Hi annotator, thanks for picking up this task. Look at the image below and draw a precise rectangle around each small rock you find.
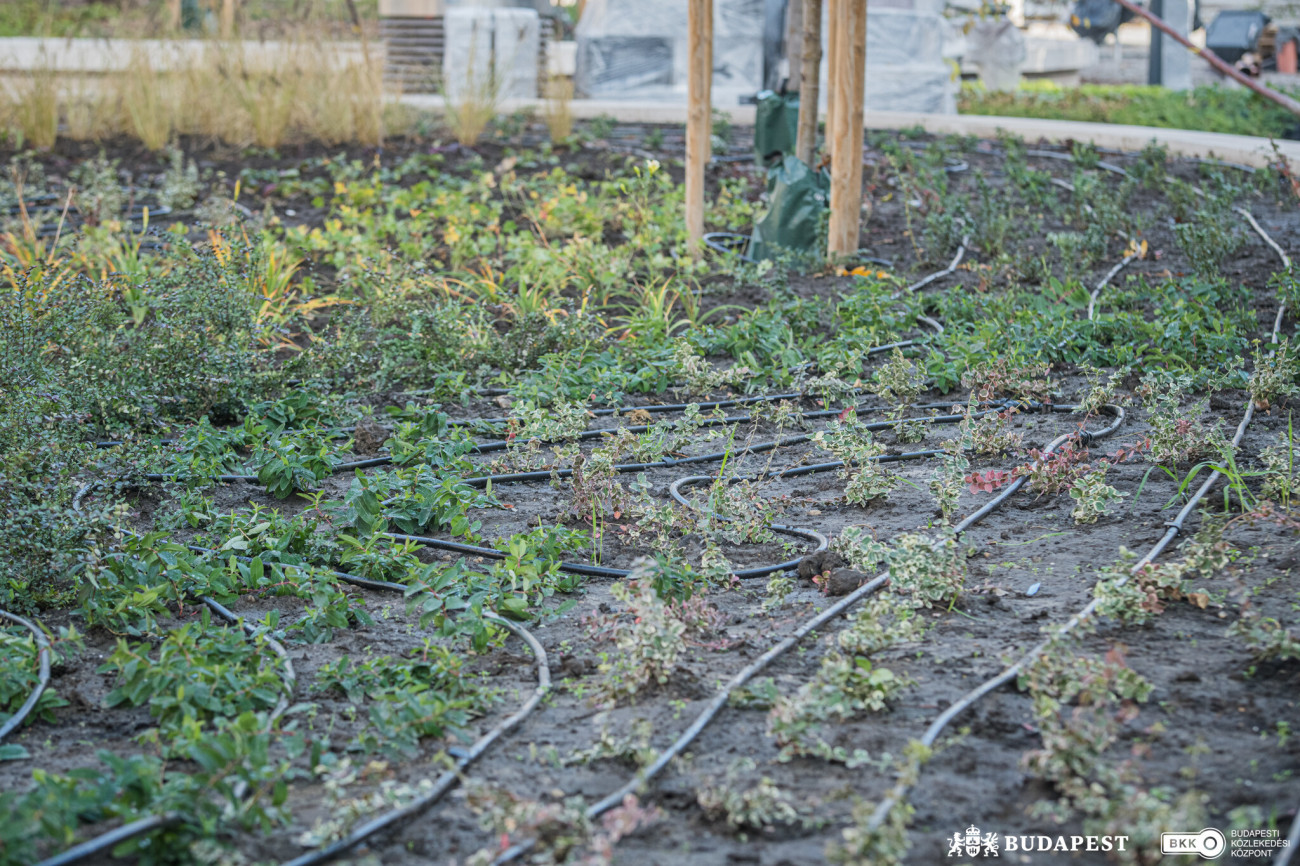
[797,550,846,582]
[353,417,390,455]
[821,568,869,596]
[559,656,592,678]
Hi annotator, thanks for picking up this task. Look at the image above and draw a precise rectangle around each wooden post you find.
[824,0,838,160]
[827,0,865,258]
[685,0,713,253]
[785,0,804,92]
[220,0,237,37]
[794,0,821,164]
[166,0,181,32]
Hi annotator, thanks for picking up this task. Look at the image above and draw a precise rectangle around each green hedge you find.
[959,81,1300,139]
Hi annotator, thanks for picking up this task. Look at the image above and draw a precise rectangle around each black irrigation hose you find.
[133,394,999,484]
[35,814,186,866]
[92,364,919,451]
[335,392,957,470]
[1278,811,1300,866]
[1025,148,1131,178]
[32,572,298,866]
[701,232,893,268]
[103,397,1019,585]
[491,403,1126,865]
[1036,171,1139,321]
[49,490,549,866]
[53,401,1026,857]
[1023,155,1148,324]
[0,609,53,743]
[897,234,968,296]
[860,206,1293,837]
[280,401,1026,581]
[278,612,550,866]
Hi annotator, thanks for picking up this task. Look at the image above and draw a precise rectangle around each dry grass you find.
[543,75,574,142]
[11,67,60,150]
[0,38,391,151]
[302,50,387,147]
[121,52,177,150]
[442,37,502,147]
[62,81,118,141]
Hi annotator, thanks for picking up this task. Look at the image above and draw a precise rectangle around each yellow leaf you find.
[1126,238,1149,260]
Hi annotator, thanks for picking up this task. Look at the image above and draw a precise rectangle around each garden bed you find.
[1,120,1298,866]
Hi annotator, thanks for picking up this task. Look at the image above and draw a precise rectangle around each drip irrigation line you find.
[387,523,829,581]
[1025,149,1131,178]
[33,573,298,866]
[700,232,892,268]
[57,405,1053,861]
[1236,207,1291,268]
[916,314,944,335]
[1029,162,1137,321]
[200,596,297,724]
[860,207,1292,838]
[451,401,1009,485]
[1277,810,1300,866]
[337,394,950,469]
[0,609,53,743]
[55,493,551,866]
[93,371,919,452]
[279,614,550,866]
[136,396,1010,493]
[105,401,1015,583]
[35,814,186,866]
[896,235,968,296]
[491,404,1126,866]
[490,572,892,866]
[353,402,1036,580]
[1088,246,1142,321]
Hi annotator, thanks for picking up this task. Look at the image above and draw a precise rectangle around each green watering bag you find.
[753,90,800,166]
[748,155,829,263]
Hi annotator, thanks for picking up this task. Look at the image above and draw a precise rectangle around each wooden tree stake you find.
[824,0,839,160]
[794,0,822,164]
[827,0,865,259]
[221,0,237,38]
[786,0,804,92]
[685,0,713,253]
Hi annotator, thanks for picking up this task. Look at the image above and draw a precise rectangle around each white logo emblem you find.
[948,825,1000,858]
[1161,828,1227,859]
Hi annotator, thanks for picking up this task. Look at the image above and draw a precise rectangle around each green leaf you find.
[0,744,31,761]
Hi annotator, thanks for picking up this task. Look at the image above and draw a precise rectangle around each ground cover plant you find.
[0,116,1298,866]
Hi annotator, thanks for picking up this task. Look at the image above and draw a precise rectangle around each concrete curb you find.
[0,37,366,73]
[401,94,1300,168]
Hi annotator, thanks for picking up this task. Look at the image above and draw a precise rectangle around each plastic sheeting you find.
[862,0,955,113]
[575,0,764,100]
[575,0,955,113]
[965,19,1026,92]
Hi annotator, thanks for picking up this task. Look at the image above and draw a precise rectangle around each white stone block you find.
[443,7,539,100]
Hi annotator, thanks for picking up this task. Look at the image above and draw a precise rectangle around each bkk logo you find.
[947,825,1130,857]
